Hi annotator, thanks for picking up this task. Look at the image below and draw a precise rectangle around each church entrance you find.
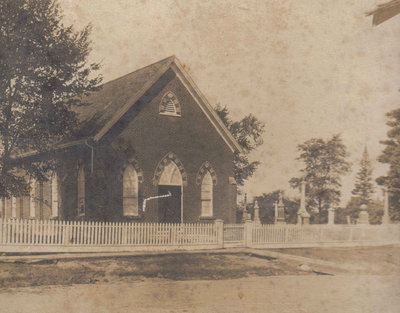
[158,185,181,223]
[157,161,183,223]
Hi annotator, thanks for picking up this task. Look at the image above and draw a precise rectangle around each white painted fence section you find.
[223,224,244,246]
[0,219,398,252]
[251,224,400,246]
[0,219,218,247]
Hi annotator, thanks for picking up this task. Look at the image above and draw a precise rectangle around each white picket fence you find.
[250,224,400,247]
[0,218,398,252]
[223,224,244,246]
[0,219,218,248]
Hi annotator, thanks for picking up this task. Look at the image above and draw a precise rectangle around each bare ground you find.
[0,275,399,313]
[0,252,320,290]
[0,247,399,312]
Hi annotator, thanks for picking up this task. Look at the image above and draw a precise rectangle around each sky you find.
[61,0,400,205]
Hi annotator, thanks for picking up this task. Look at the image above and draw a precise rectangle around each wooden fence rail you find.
[0,219,218,246]
[0,219,398,253]
[251,224,400,246]
[224,224,244,243]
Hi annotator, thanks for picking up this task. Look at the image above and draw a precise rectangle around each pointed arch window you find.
[77,165,85,217]
[123,164,139,216]
[29,179,36,218]
[159,92,181,116]
[201,171,213,217]
[51,173,58,217]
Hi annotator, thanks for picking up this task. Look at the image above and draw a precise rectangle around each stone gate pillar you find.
[328,207,335,225]
[253,201,261,225]
[215,219,224,248]
[244,220,253,247]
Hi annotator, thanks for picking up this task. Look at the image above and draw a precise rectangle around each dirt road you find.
[1,275,399,313]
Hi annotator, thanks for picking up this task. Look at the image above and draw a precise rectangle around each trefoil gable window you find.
[77,164,85,217]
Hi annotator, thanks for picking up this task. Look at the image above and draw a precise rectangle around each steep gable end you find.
[76,56,243,154]
[75,56,175,137]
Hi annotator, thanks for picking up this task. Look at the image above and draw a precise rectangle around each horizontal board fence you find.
[0,219,218,247]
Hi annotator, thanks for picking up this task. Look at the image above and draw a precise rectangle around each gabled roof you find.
[366,0,400,26]
[75,56,175,138]
[74,56,243,153]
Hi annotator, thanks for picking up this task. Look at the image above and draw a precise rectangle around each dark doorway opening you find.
[158,185,181,223]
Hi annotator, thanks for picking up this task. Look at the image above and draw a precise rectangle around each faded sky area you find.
[61,0,400,205]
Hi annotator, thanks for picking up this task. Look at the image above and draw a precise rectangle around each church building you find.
[1,56,241,224]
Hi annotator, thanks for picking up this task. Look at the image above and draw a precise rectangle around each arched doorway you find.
[158,160,183,223]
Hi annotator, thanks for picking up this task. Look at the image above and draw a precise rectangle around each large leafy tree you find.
[215,104,265,186]
[377,108,400,221]
[351,146,375,205]
[0,0,101,197]
[289,134,351,222]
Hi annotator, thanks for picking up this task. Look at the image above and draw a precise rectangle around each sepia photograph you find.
[0,0,399,312]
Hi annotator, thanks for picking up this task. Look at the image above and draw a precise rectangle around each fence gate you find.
[223,224,245,247]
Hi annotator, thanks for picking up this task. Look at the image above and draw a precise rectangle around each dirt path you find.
[0,275,399,313]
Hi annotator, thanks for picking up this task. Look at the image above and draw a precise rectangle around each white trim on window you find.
[29,179,36,218]
[51,173,58,218]
[77,165,85,217]
[123,164,139,216]
[201,171,213,217]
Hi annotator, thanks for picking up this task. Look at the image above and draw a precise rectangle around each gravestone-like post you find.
[382,187,390,225]
[276,192,286,224]
[241,193,251,222]
[253,201,261,225]
[328,207,335,225]
[358,204,370,225]
[274,201,278,223]
[297,181,310,224]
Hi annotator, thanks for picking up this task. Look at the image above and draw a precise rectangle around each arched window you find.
[201,171,213,217]
[123,164,139,216]
[77,165,85,217]
[51,173,58,217]
[29,179,36,218]
[159,161,183,186]
[159,92,181,116]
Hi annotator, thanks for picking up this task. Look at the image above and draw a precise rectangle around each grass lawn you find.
[0,252,316,290]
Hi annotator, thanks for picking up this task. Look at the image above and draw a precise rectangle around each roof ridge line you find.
[98,55,176,87]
